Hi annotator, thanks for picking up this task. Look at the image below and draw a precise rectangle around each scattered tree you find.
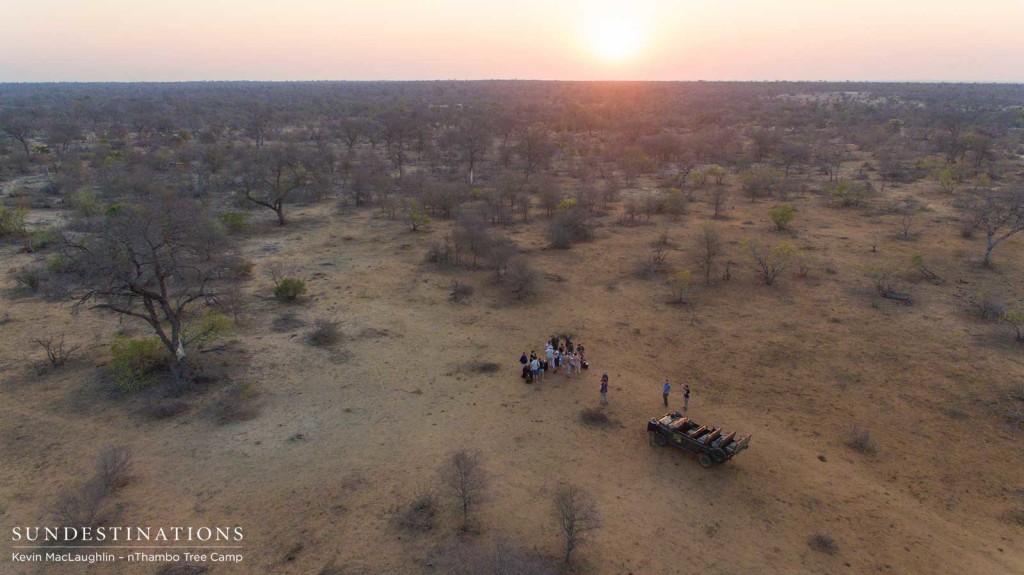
[439,449,488,531]
[64,196,239,384]
[768,203,796,231]
[695,225,722,286]
[747,240,796,286]
[962,187,1024,267]
[552,482,601,564]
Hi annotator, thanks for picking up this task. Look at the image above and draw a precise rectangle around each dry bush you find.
[963,291,1005,321]
[993,385,1024,430]
[427,236,455,268]
[547,207,591,249]
[449,280,474,303]
[308,318,342,347]
[392,490,439,532]
[808,532,839,555]
[846,426,878,454]
[443,536,555,575]
[53,479,110,534]
[211,382,261,425]
[142,399,190,420]
[34,334,81,368]
[502,255,539,301]
[95,445,133,491]
[635,245,669,278]
[439,449,488,531]
[13,266,44,292]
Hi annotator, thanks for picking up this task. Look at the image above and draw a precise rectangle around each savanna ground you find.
[3,160,1024,575]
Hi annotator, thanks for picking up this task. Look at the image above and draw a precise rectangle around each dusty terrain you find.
[3,175,1024,575]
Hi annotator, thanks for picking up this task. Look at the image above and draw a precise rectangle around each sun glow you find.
[586,15,646,63]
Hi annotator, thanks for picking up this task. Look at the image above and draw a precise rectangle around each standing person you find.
[573,352,582,375]
[683,384,691,411]
[519,352,528,367]
[662,379,671,407]
[530,357,541,383]
[599,373,609,405]
[563,353,573,379]
[546,345,555,372]
[566,337,574,353]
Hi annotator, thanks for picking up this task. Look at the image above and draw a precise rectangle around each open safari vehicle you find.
[647,412,751,468]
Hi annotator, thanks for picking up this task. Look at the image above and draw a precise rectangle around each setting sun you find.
[586,15,646,62]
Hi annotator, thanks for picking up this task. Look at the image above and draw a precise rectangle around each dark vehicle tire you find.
[698,454,713,468]
[710,447,727,463]
[653,433,668,446]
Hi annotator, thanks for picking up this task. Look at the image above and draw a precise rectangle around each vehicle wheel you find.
[697,454,713,468]
[710,447,727,463]
[653,433,668,446]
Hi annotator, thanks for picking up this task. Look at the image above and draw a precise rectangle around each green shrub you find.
[29,228,60,250]
[768,203,796,231]
[274,278,307,301]
[218,211,252,234]
[47,254,74,274]
[108,336,167,392]
[405,200,431,231]
[226,257,254,278]
[184,311,232,346]
[0,205,28,238]
[826,180,868,208]
[68,188,105,218]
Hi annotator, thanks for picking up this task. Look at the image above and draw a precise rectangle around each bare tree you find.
[709,185,728,218]
[455,115,492,185]
[1,109,38,158]
[517,128,556,177]
[552,482,601,564]
[237,145,309,225]
[64,195,239,384]
[439,449,488,531]
[695,225,722,286]
[962,187,1024,267]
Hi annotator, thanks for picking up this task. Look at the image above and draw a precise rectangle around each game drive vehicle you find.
[647,412,751,468]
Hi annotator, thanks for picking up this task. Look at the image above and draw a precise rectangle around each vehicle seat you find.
[669,417,689,430]
[703,429,721,445]
[714,431,736,448]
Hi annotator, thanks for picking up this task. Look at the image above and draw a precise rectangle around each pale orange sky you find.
[2,0,1023,82]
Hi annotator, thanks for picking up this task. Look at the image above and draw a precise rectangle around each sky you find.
[2,0,1023,82]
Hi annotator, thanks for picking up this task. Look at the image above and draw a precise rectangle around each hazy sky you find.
[2,0,1023,82]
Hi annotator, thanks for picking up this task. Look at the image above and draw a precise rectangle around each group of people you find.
[519,335,588,384]
[516,335,692,412]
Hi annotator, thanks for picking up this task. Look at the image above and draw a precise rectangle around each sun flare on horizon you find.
[585,14,647,63]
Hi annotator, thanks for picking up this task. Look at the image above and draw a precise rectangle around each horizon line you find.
[2,79,1024,86]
